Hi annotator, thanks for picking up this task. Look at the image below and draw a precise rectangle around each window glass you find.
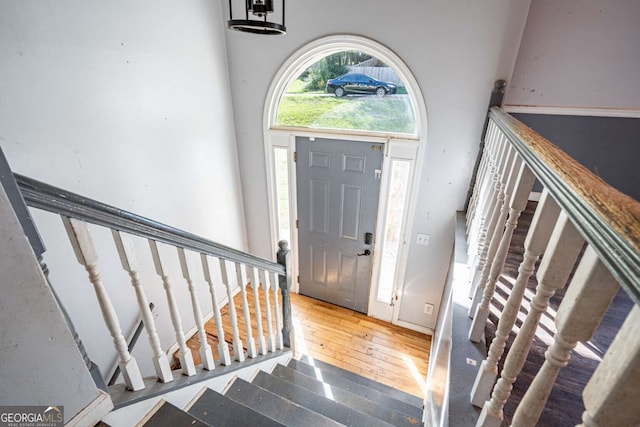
[276,51,417,135]
[273,147,291,244]
[377,160,411,303]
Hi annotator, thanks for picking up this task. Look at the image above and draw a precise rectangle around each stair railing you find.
[465,104,640,426]
[14,174,292,393]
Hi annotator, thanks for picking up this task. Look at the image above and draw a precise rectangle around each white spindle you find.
[260,269,277,352]
[468,134,505,260]
[270,271,284,349]
[469,159,535,341]
[476,212,584,427]
[235,262,257,358]
[468,138,504,302]
[467,121,497,230]
[177,247,215,371]
[579,305,640,427]
[219,259,244,362]
[471,190,560,407]
[468,121,499,234]
[148,239,196,376]
[247,265,267,355]
[469,143,515,317]
[511,246,620,426]
[201,255,231,366]
[112,230,173,383]
[62,218,144,391]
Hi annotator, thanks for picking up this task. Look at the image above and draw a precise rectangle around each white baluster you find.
[148,239,196,376]
[201,255,231,366]
[468,136,503,300]
[260,269,277,352]
[219,259,244,362]
[468,121,499,235]
[270,271,284,349]
[579,305,640,427]
[469,159,535,341]
[62,218,144,391]
[468,133,504,259]
[469,144,516,317]
[177,247,215,371]
[511,246,620,426]
[467,121,497,230]
[112,230,173,383]
[476,211,584,427]
[235,262,257,358]
[471,190,560,407]
[247,265,267,355]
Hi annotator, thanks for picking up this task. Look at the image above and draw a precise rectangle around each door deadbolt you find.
[364,232,373,245]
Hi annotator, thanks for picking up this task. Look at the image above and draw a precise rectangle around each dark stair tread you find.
[298,355,424,408]
[187,388,286,427]
[252,370,395,427]
[287,359,422,420]
[271,364,421,427]
[224,377,343,427]
[142,401,210,427]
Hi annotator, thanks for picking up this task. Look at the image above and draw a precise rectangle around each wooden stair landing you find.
[181,291,431,398]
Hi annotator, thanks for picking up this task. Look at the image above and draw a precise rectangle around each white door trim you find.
[262,34,428,327]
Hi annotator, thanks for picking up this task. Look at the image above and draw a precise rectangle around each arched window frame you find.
[263,35,428,326]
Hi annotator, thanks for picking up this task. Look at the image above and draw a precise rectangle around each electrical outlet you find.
[416,233,430,246]
[423,303,434,315]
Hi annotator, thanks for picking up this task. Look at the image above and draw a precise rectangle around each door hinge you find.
[293,151,297,162]
[295,219,299,229]
[297,275,300,283]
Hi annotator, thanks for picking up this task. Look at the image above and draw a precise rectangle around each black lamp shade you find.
[228,0,286,35]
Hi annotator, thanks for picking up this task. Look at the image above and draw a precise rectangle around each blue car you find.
[326,73,397,97]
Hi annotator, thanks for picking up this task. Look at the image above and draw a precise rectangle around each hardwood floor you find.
[291,293,431,397]
[180,289,431,398]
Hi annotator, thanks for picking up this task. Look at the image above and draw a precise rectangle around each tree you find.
[303,53,348,91]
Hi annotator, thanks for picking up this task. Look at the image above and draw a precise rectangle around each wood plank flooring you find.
[180,288,431,398]
[291,293,431,397]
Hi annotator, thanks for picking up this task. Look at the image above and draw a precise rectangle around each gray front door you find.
[296,137,383,313]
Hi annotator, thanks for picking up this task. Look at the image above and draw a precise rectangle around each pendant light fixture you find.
[227,0,286,35]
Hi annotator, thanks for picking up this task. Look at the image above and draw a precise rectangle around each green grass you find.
[285,79,306,93]
[277,94,416,134]
[277,95,350,126]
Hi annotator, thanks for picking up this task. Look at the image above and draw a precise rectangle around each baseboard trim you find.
[67,390,113,427]
[503,105,640,119]
[396,320,434,336]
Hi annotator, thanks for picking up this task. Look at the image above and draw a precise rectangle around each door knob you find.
[357,249,371,256]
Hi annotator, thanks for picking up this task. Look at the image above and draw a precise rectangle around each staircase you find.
[115,356,423,427]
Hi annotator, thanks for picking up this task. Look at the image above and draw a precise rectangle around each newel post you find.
[277,240,293,348]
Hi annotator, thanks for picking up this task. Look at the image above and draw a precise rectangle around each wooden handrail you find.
[489,107,640,305]
[15,174,285,276]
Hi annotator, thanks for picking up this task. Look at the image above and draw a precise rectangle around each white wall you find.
[0,184,110,423]
[505,0,640,110]
[0,1,246,378]
[222,1,531,329]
